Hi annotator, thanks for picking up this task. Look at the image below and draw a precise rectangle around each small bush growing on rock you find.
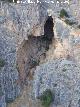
[0,58,5,68]
[60,9,69,18]
[39,89,54,107]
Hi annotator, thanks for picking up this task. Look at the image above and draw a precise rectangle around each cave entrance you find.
[44,16,54,41]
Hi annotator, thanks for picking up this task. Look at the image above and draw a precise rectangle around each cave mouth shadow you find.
[44,16,54,41]
[40,16,54,50]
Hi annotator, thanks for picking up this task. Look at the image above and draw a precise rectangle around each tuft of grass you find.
[39,89,54,107]
[0,58,5,68]
[60,9,69,18]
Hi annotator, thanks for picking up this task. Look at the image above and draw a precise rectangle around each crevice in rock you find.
[17,16,54,84]
[8,16,55,107]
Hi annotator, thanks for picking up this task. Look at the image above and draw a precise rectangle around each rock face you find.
[0,1,43,106]
[0,95,6,107]
[0,2,46,47]
[32,16,80,107]
[46,18,80,63]
[0,0,80,48]
[0,0,80,107]
[33,59,80,107]
[0,27,21,103]
[17,16,54,83]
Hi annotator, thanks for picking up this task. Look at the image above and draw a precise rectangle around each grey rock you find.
[0,0,80,106]
[33,59,80,107]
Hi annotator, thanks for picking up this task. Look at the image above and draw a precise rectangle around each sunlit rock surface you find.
[0,0,80,107]
[33,59,80,107]
[0,27,21,104]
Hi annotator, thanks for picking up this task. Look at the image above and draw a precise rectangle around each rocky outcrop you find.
[0,27,21,104]
[33,59,80,107]
[0,95,6,107]
[0,2,42,46]
[0,0,80,47]
[46,18,80,63]
[0,0,80,107]
[32,11,80,107]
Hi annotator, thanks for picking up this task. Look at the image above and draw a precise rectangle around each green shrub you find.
[0,58,5,68]
[39,89,54,107]
[60,9,69,18]
[64,19,76,26]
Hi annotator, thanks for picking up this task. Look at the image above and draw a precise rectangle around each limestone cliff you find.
[0,0,80,107]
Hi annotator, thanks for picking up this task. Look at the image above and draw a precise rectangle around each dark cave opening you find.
[44,16,54,41]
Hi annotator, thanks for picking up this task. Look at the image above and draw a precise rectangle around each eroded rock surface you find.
[0,27,21,104]
[33,59,80,107]
[0,0,80,107]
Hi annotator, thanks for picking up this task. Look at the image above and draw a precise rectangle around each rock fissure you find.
[17,16,54,83]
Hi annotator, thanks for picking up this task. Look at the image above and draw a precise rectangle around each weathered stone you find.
[33,59,80,107]
[0,0,80,107]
